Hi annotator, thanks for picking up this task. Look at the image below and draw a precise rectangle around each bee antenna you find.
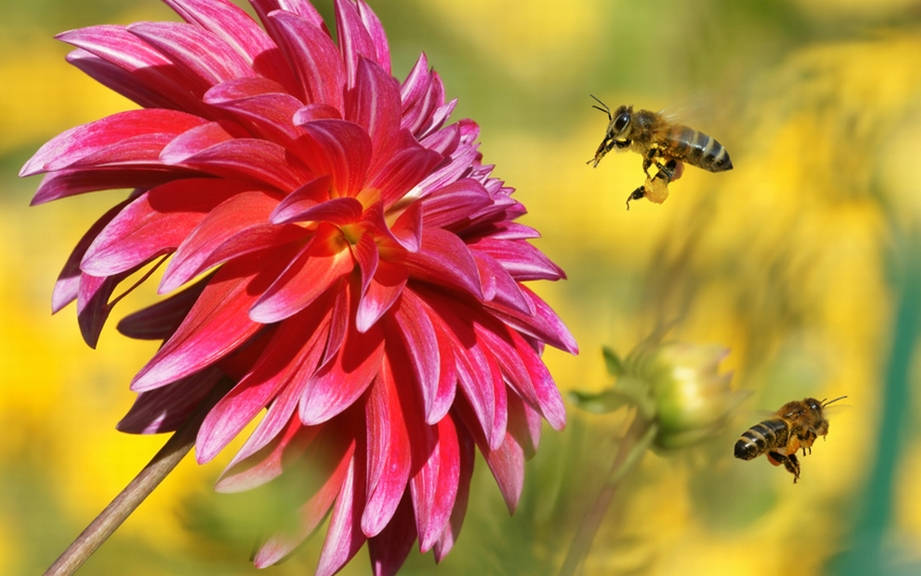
[589,94,612,119]
[821,395,847,407]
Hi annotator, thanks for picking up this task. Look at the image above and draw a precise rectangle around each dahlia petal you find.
[251,0,325,32]
[254,438,357,569]
[421,179,493,229]
[472,238,566,281]
[391,292,443,422]
[350,58,400,172]
[267,9,343,109]
[481,422,525,513]
[355,0,390,73]
[295,119,371,197]
[30,166,185,206]
[361,359,411,538]
[334,0,377,89]
[508,391,543,458]
[250,228,354,323]
[356,260,407,334]
[51,200,127,313]
[400,54,435,136]
[272,176,361,224]
[196,295,332,463]
[163,0,295,89]
[410,415,460,553]
[368,497,416,576]
[292,103,342,123]
[354,232,379,300]
[433,432,475,562]
[491,285,579,355]
[77,270,133,348]
[370,139,442,208]
[81,178,240,276]
[323,278,351,366]
[315,453,366,576]
[299,327,384,425]
[66,50,174,110]
[57,26,202,110]
[117,275,209,340]
[20,109,206,177]
[416,137,481,194]
[204,79,305,142]
[161,135,307,192]
[389,200,423,253]
[131,253,286,391]
[159,189,295,292]
[404,228,482,299]
[128,22,254,86]
[473,252,534,316]
[117,367,222,433]
[455,341,507,451]
[216,415,315,493]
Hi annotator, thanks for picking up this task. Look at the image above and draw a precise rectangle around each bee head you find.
[609,105,633,142]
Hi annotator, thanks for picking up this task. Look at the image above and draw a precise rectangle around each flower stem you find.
[43,383,228,576]
[557,411,656,576]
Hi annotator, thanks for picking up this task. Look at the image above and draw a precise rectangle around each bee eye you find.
[613,113,630,133]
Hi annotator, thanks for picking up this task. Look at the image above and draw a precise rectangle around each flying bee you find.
[734,396,847,483]
[587,96,733,209]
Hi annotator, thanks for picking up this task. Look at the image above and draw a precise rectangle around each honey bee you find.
[587,96,733,209]
[734,396,847,483]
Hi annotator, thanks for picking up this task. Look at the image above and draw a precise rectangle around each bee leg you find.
[625,186,646,210]
[642,148,659,177]
[768,451,801,483]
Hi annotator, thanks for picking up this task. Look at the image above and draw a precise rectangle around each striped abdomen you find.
[734,418,790,460]
[659,124,733,172]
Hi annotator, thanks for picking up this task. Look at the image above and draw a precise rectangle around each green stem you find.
[43,383,228,576]
[558,411,656,576]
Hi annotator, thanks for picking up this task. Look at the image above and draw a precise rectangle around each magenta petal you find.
[410,415,460,553]
[216,415,315,493]
[315,452,366,576]
[356,0,391,74]
[354,232,379,300]
[196,298,330,463]
[421,179,493,229]
[128,21,253,86]
[30,166,184,206]
[473,252,533,315]
[205,79,305,143]
[117,367,222,434]
[295,119,371,197]
[267,9,343,108]
[433,431,474,562]
[370,136,442,207]
[81,178,239,276]
[368,497,416,576]
[254,438,356,569]
[391,292,442,422]
[131,254,283,391]
[404,228,482,300]
[472,238,566,281]
[362,359,411,538]
[20,109,205,177]
[492,285,579,355]
[482,423,525,514]
[455,341,507,451]
[356,260,406,333]
[271,176,360,224]
[334,0,377,88]
[349,57,400,172]
[250,228,354,323]
[299,327,384,425]
[118,275,209,340]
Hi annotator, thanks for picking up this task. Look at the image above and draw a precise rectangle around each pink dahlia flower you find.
[21,1,576,573]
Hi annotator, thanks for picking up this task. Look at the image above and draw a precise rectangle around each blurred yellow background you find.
[3,1,921,574]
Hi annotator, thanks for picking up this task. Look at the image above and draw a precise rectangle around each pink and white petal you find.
[196,295,331,463]
[334,0,377,89]
[403,228,482,300]
[292,103,342,123]
[254,438,357,569]
[471,238,566,281]
[348,58,401,171]
[162,0,295,89]
[295,119,371,197]
[355,260,407,334]
[508,391,543,458]
[473,252,534,316]
[81,178,241,276]
[267,9,343,109]
[489,285,578,355]
[391,291,442,422]
[274,196,363,225]
[355,0,391,74]
[481,422,525,514]
[315,451,367,576]
[299,326,384,425]
[162,136,307,193]
[420,179,493,229]
[51,199,128,313]
[353,231,379,300]
[250,228,354,323]
[131,252,291,391]
[361,359,411,538]
[118,274,209,340]
[409,415,460,553]
[20,109,206,177]
[433,430,474,562]
[77,262,157,349]
[66,50,180,110]
[159,189,288,292]
[369,135,442,207]
[368,496,416,576]
[30,166,188,206]
[117,367,223,434]
[205,79,306,143]
[128,22,254,86]
[322,278,351,367]
[251,0,325,33]
[454,340,507,451]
